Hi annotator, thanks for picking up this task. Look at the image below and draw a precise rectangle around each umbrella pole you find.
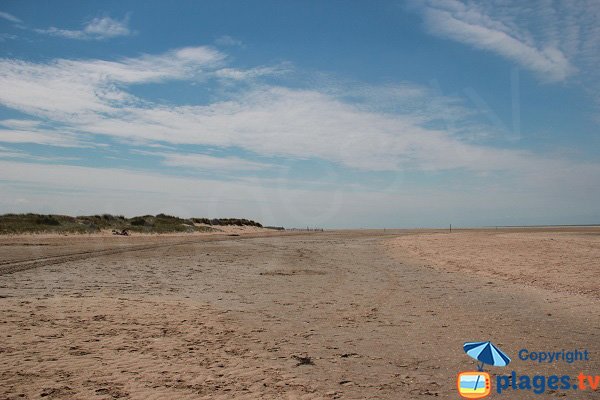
[472,363,484,393]
[473,374,482,392]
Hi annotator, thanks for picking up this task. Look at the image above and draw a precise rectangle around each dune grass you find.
[0,213,264,234]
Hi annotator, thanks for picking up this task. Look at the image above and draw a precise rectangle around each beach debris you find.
[292,354,314,366]
[112,229,129,236]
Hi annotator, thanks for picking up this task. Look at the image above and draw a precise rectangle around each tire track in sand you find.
[0,232,307,276]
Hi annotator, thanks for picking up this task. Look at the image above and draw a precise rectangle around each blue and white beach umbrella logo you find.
[463,341,511,371]
[457,341,511,399]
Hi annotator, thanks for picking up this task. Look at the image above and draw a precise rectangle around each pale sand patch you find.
[384,229,600,297]
[194,224,273,235]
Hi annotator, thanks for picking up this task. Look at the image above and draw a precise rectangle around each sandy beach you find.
[1,228,599,399]
[3,1,600,398]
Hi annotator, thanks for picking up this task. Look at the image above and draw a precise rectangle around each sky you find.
[0,0,599,228]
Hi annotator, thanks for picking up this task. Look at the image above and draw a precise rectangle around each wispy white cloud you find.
[134,151,277,171]
[0,33,17,42]
[215,65,290,81]
[94,85,521,172]
[0,119,93,148]
[215,35,244,47]
[412,0,600,127]
[83,16,131,38]
[0,146,79,162]
[0,11,21,24]
[0,129,84,147]
[0,119,43,130]
[0,145,24,159]
[0,46,591,176]
[414,0,576,82]
[0,46,224,119]
[35,16,132,40]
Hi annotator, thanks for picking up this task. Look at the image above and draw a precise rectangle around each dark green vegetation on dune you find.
[0,213,264,234]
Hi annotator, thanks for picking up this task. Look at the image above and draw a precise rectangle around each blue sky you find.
[0,0,599,228]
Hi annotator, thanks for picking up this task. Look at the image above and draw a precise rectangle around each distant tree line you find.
[191,217,263,227]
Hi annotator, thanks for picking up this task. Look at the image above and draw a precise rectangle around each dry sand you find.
[384,228,600,297]
[0,228,599,399]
